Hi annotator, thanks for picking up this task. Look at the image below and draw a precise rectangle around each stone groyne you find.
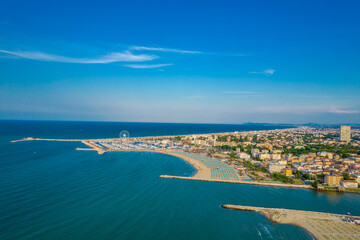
[222,204,360,240]
[160,175,312,189]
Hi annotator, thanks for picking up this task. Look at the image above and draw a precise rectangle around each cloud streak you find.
[131,46,249,57]
[255,106,359,114]
[250,68,275,76]
[123,63,173,69]
[223,91,257,94]
[329,109,359,114]
[130,46,201,54]
[0,49,157,63]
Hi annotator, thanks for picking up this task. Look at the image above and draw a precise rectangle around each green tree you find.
[310,180,319,188]
[270,172,294,184]
[343,172,351,180]
[316,173,326,183]
[245,145,252,154]
[302,174,310,180]
[294,170,301,179]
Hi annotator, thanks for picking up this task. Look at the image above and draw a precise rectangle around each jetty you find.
[222,204,360,240]
[160,175,312,189]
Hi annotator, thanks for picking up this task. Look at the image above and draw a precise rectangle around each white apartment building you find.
[340,125,351,142]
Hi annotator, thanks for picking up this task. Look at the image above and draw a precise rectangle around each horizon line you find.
[0,119,358,126]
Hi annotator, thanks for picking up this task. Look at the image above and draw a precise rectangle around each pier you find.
[160,175,312,189]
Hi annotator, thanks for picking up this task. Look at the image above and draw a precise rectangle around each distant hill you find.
[242,122,295,126]
[300,123,360,128]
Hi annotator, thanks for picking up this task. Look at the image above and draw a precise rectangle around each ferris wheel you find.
[119,130,130,140]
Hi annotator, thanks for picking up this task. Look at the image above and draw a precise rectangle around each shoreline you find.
[108,149,211,178]
[73,147,210,178]
[11,133,360,194]
[158,151,210,178]
[222,204,360,240]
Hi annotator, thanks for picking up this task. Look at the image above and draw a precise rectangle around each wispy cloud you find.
[123,63,173,69]
[0,49,157,63]
[329,109,359,114]
[130,46,201,54]
[250,68,275,76]
[255,106,359,114]
[223,91,257,94]
[291,94,330,98]
[131,46,249,57]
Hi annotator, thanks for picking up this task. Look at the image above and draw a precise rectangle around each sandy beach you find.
[160,151,211,178]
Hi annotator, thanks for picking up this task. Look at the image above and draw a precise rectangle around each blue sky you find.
[0,0,359,124]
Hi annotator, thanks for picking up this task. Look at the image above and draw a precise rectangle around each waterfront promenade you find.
[222,204,360,240]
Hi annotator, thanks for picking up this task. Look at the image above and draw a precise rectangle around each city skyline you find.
[1,0,360,124]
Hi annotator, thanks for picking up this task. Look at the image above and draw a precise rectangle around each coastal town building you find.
[259,153,271,160]
[268,163,286,173]
[251,148,260,157]
[236,152,250,160]
[325,175,343,186]
[340,125,351,142]
[340,180,358,189]
[351,174,360,184]
[284,169,293,176]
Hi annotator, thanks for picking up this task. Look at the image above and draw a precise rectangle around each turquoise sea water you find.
[1,121,360,240]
